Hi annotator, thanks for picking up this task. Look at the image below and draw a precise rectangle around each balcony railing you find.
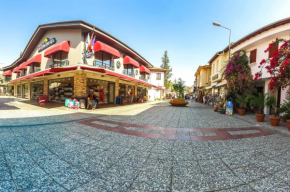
[123,70,135,78]
[50,60,69,68]
[139,76,148,82]
[93,61,114,71]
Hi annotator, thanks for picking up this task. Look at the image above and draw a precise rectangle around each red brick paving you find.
[78,119,274,141]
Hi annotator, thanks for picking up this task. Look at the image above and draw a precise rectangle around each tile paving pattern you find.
[0,99,290,191]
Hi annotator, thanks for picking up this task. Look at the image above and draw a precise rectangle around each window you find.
[250,49,257,63]
[53,51,69,68]
[31,63,41,73]
[216,60,219,72]
[156,73,161,80]
[4,76,11,82]
[268,42,278,58]
[94,51,112,69]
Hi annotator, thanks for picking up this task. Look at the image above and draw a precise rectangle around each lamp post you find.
[213,22,231,61]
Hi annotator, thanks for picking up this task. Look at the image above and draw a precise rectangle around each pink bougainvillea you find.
[255,38,290,90]
[222,50,253,94]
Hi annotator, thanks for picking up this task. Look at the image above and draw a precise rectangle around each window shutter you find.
[250,49,257,63]
[269,42,278,58]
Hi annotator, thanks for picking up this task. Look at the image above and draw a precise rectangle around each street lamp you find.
[213,22,231,61]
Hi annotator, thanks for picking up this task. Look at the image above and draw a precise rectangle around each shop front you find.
[87,78,115,104]
[137,87,147,101]
[17,85,21,97]
[31,81,44,100]
[22,84,29,99]
[49,77,74,102]
[119,83,135,103]
[8,85,14,96]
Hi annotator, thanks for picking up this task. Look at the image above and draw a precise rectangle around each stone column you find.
[74,74,87,97]
[43,79,49,96]
[27,83,31,100]
[14,84,17,97]
[134,84,138,97]
[115,79,119,104]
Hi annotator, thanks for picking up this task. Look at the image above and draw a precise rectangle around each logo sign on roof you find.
[38,38,57,52]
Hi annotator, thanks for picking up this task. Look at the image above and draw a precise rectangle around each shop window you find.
[87,78,115,104]
[49,77,74,102]
[156,73,161,80]
[268,42,278,58]
[250,49,257,63]
[94,52,113,70]
[52,52,69,68]
[31,81,44,100]
[31,63,41,73]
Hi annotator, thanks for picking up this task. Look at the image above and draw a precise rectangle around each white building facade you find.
[148,67,166,101]
[230,17,290,113]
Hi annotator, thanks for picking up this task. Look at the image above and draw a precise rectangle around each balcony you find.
[212,74,219,81]
[50,60,69,68]
[123,70,135,78]
[93,61,114,71]
[139,76,148,82]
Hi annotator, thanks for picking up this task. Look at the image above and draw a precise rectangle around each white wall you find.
[148,71,165,87]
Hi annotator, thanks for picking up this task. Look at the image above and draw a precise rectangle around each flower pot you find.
[287,120,290,131]
[269,116,281,126]
[237,108,246,116]
[255,113,265,122]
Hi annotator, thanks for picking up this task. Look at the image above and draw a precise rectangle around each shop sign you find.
[38,38,57,52]
[85,51,93,58]
[116,61,121,69]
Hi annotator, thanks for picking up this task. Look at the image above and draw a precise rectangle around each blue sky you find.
[0,0,290,85]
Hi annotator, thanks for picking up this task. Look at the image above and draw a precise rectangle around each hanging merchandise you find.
[226,101,233,116]
[100,86,104,102]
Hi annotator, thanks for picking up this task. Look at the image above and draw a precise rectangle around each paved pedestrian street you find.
[1,98,290,191]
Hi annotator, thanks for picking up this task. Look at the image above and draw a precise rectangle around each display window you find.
[137,87,147,99]
[31,81,44,100]
[49,77,74,102]
[22,84,28,99]
[119,84,135,103]
[87,78,115,104]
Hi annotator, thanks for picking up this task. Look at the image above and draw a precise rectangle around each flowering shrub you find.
[223,50,253,94]
[255,38,290,90]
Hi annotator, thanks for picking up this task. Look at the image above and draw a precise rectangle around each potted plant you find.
[265,96,281,126]
[278,100,290,130]
[235,93,248,116]
[170,78,188,106]
[247,93,275,122]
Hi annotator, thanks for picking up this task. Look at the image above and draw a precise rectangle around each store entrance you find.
[31,81,44,100]
[22,84,28,99]
[17,85,21,97]
[49,77,74,102]
[87,78,115,104]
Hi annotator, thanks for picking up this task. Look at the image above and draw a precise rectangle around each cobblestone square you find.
[0,98,290,191]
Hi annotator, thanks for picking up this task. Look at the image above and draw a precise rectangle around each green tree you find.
[160,51,172,89]
[172,78,186,98]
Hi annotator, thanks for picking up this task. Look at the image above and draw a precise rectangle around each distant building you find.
[148,67,167,101]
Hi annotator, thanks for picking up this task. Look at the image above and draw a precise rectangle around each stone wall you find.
[43,79,48,96]
[74,74,87,97]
